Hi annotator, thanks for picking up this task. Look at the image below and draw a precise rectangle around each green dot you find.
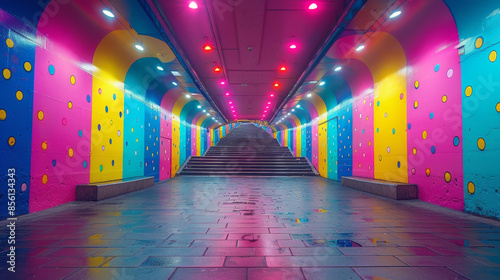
[99,165,103,172]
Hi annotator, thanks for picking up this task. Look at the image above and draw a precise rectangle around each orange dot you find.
[477,138,485,151]
[444,172,451,183]
[37,110,44,120]
[68,148,74,158]
[8,136,16,146]
[467,181,475,194]
[426,168,431,177]
[412,148,417,155]
[42,174,48,184]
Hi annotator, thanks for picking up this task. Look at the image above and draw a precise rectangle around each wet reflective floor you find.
[2,176,500,279]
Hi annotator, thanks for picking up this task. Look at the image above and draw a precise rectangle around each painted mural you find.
[0,0,234,219]
[274,0,500,219]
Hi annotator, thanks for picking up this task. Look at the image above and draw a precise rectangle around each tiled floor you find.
[2,176,500,279]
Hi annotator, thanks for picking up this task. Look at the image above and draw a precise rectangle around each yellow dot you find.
[477,138,485,151]
[136,138,139,143]
[131,128,134,133]
[155,116,158,120]
[426,168,431,177]
[414,101,418,109]
[444,172,451,183]
[42,174,48,184]
[6,38,14,48]
[414,81,419,89]
[3,68,11,79]
[489,50,497,62]
[68,101,73,109]
[412,148,417,155]
[467,181,475,194]
[68,148,74,158]
[442,95,447,103]
[8,136,15,146]
[37,110,44,120]
[475,37,483,49]
[151,153,154,157]
[465,86,472,97]
[42,141,47,150]
[146,146,149,151]
[422,131,428,140]
[0,109,6,121]
[16,90,23,101]
[70,75,76,85]
[496,103,500,112]
[368,141,371,146]
[24,62,32,72]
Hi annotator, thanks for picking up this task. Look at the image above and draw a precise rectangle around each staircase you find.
[178,123,318,176]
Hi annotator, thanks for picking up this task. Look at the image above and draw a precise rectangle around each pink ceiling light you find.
[188,2,198,9]
[220,81,225,85]
[309,3,318,10]
[225,92,230,96]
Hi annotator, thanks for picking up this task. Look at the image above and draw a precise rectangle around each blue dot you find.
[430,112,434,119]
[376,128,379,133]
[83,161,87,169]
[78,130,83,137]
[111,160,115,166]
[392,128,396,134]
[431,146,436,154]
[48,65,55,75]
[408,123,412,130]
[126,141,128,146]
[119,112,122,118]
[52,159,56,167]
[362,129,365,134]
[435,64,440,72]
[86,95,91,103]
[397,161,401,168]
[105,106,108,113]
[113,94,116,100]
[98,124,101,131]
[453,136,460,146]
[377,101,380,107]
[109,138,112,144]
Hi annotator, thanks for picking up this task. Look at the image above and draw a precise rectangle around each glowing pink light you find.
[309,3,318,10]
[189,1,198,9]
[289,44,297,49]
[220,81,225,85]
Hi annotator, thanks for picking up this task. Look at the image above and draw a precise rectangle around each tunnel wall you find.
[275,0,500,219]
[0,0,233,219]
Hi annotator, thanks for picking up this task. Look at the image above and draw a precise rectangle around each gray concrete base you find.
[341,176,418,200]
[76,176,155,201]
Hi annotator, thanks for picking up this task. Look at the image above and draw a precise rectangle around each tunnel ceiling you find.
[148,0,355,122]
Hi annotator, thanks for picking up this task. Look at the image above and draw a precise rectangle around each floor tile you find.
[302,268,361,280]
[354,267,469,280]
[266,256,407,267]
[169,268,247,280]
[64,267,175,280]
[141,256,225,267]
[249,268,305,280]
[224,256,266,267]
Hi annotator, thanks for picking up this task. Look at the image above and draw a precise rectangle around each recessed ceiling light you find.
[203,110,206,112]
[157,66,164,71]
[189,1,198,9]
[309,81,317,84]
[389,10,401,18]
[197,105,201,109]
[172,82,178,86]
[203,44,212,51]
[356,45,365,52]
[220,81,225,85]
[296,105,301,108]
[185,94,191,98]
[273,83,279,87]
[308,3,318,10]
[270,93,274,97]
[292,109,295,112]
[335,66,342,72]
[287,113,291,116]
[214,66,222,73]
[103,10,115,18]
[135,44,144,51]
[171,71,181,76]
[206,113,210,116]
[280,66,286,71]
[319,81,325,86]
[268,102,271,104]
[289,44,297,49]
[307,93,312,97]
[225,92,230,96]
